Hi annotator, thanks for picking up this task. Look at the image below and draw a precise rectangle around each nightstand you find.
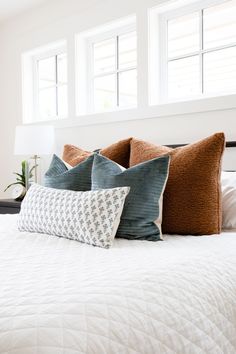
[0,199,22,214]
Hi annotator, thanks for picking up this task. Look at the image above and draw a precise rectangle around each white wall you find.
[0,0,236,198]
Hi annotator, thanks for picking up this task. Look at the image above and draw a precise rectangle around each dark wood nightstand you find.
[0,199,22,214]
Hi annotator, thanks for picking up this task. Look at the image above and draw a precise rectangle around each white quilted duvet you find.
[0,215,235,354]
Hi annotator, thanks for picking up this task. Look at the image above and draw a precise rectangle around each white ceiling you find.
[0,0,47,23]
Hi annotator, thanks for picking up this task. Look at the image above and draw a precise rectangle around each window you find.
[76,16,137,115]
[150,0,236,103]
[22,41,68,123]
[37,53,68,120]
[91,31,137,112]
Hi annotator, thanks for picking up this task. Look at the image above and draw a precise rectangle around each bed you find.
[0,214,235,354]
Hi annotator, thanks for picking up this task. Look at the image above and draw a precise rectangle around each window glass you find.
[162,0,236,101]
[119,31,137,70]
[204,0,236,49]
[38,57,56,89]
[91,29,137,112]
[93,38,116,75]
[58,85,68,116]
[119,69,137,107]
[204,46,236,95]
[38,87,57,119]
[57,53,67,84]
[94,74,116,111]
[168,56,200,99]
[168,12,199,58]
[37,53,68,120]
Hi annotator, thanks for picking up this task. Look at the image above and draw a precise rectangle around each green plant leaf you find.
[4,160,30,192]
[21,160,29,186]
[4,182,24,192]
[14,172,24,180]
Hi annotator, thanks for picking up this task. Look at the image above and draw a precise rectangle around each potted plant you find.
[4,160,37,200]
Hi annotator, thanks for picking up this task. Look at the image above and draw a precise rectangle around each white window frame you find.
[76,15,137,116]
[33,46,67,121]
[86,24,137,113]
[22,40,67,124]
[149,0,236,105]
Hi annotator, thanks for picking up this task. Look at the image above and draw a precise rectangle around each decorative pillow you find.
[130,133,225,235]
[44,154,94,191]
[18,184,130,249]
[221,171,236,229]
[63,138,132,168]
[92,154,170,241]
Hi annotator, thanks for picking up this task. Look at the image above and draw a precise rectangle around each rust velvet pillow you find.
[63,138,132,168]
[130,133,225,235]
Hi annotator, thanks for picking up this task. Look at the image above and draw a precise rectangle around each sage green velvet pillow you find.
[92,154,170,241]
[44,154,94,191]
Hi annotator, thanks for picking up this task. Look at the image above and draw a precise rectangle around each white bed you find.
[0,214,235,354]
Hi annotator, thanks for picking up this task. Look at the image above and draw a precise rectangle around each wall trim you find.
[26,92,236,129]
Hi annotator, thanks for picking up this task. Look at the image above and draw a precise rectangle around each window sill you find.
[26,93,236,128]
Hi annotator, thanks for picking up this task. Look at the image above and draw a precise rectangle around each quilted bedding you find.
[0,215,235,354]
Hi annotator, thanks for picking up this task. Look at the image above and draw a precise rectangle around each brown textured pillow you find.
[130,133,225,235]
[63,138,132,168]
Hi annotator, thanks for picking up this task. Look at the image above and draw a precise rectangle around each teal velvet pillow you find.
[92,154,170,241]
[44,154,93,191]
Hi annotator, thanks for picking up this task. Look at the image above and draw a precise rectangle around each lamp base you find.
[30,155,40,184]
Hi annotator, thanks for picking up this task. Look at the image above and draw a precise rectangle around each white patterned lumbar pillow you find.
[18,184,130,248]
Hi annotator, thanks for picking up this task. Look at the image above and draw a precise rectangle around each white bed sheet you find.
[0,214,235,354]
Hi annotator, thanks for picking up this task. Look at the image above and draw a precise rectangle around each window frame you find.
[158,0,236,102]
[86,23,137,113]
[32,44,68,121]
[21,6,236,129]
